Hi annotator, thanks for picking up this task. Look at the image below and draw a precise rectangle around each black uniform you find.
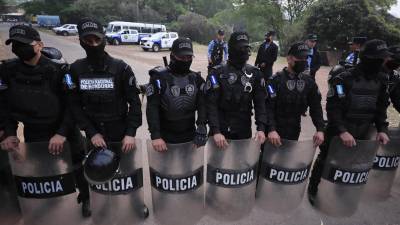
[68,53,142,142]
[0,56,89,200]
[146,67,206,143]
[266,68,324,140]
[255,41,278,79]
[206,63,267,139]
[308,66,390,195]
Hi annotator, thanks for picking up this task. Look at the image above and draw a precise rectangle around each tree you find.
[276,0,317,24]
[304,0,400,50]
[0,0,6,14]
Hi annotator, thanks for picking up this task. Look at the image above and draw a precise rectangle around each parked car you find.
[53,24,78,36]
[141,32,179,52]
[106,29,139,45]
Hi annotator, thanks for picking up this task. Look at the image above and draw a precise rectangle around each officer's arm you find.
[206,72,221,135]
[326,76,347,133]
[67,67,98,139]
[255,45,262,66]
[374,80,390,133]
[123,65,142,137]
[308,81,325,132]
[265,78,277,132]
[223,43,228,61]
[146,76,162,140]
[0,65,17,138]
[271,44,278,63]
[207,41,213,60]
[55,65,73,137]
[311,50,321,73]
[253,71,267,132]
[196,75,207,126]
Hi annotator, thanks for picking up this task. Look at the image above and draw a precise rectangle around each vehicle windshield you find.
[62,24,69,28]
[150,33,165,39]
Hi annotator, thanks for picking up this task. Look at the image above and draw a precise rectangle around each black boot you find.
[143,204,149,219]
[82,199,92,218]
[77,194,91,218]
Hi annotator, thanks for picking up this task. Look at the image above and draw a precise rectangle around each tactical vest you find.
[4,59,61,124]
[272,71,309,116]
[75,58,127,122]
[159,71,198,121]
[211,40,224,65]
[345,75,381,121]
[218,64,257,112]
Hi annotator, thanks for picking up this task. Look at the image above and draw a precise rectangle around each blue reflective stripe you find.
[64,74,73,86]
[267,85,274,94]
[156,79,161,89]
[210,75,217,85]
[336,85,344,95]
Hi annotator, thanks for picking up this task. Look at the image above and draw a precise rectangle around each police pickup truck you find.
[141,32,179,52]
[106,29,139,45]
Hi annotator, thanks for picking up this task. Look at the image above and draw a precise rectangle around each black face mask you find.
[360,57,384,75]
[169,55,192,74]
[292,60,308,74]
[385,60,400,71]
[229,46,250,67]
[265,38,271,43]
[12,42,37,61]
[80,39,106,61]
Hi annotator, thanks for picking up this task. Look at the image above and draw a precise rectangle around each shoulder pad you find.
[41,47,63,60]
[149,66,168,77]
[328,65,346,80]
[210,64,223,74]
[270,71,284,80]
[245,64,258,71]
[331,70,352,84]
[1,58,19,67]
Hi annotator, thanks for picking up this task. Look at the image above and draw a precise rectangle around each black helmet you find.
[83,148,120,185]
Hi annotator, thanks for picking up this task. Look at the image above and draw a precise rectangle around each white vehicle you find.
[141,32,179,52]
[106,21,166,44]
[52,24,78,36]
[106,29,139,45]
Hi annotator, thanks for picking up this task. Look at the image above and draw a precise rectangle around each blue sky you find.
[390,0,400,17]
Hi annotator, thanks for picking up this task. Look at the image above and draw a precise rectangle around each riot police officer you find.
[266,42,325,146]
[345,37,368,67]
[305,34,321,80]
[385,46,400,112]
[206,31,267,148]
[67,18,142,151]
[208,30,228,69]
[146,37,207,150]
[0,25,91,217]
[308,39,391,203]
[255,31,278,79]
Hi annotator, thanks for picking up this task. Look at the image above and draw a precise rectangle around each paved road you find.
[0,23,399,225]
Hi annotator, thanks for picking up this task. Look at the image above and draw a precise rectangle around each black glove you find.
[193,124,208,147]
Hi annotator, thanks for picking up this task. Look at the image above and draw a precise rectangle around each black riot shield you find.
[8,142,83,225]
[90,141,145,225]
[0,149,21,225]
[148,141,204,225]
[206,139,260,221]
[363,128,400,201]
[314,137,378,217]
[256,139,316,213]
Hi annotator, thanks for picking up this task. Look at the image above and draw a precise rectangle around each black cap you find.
[265,31,276,37]
[360,39,392,59]
[348,37,367,45]
[77,17,104,38]
[307,34,318,41]
[5,25,41,45]
[389,45,400,61]
[288,42,309,58]
[229,31,250,48]
[217,29,225,35]
[171,37,193,56]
